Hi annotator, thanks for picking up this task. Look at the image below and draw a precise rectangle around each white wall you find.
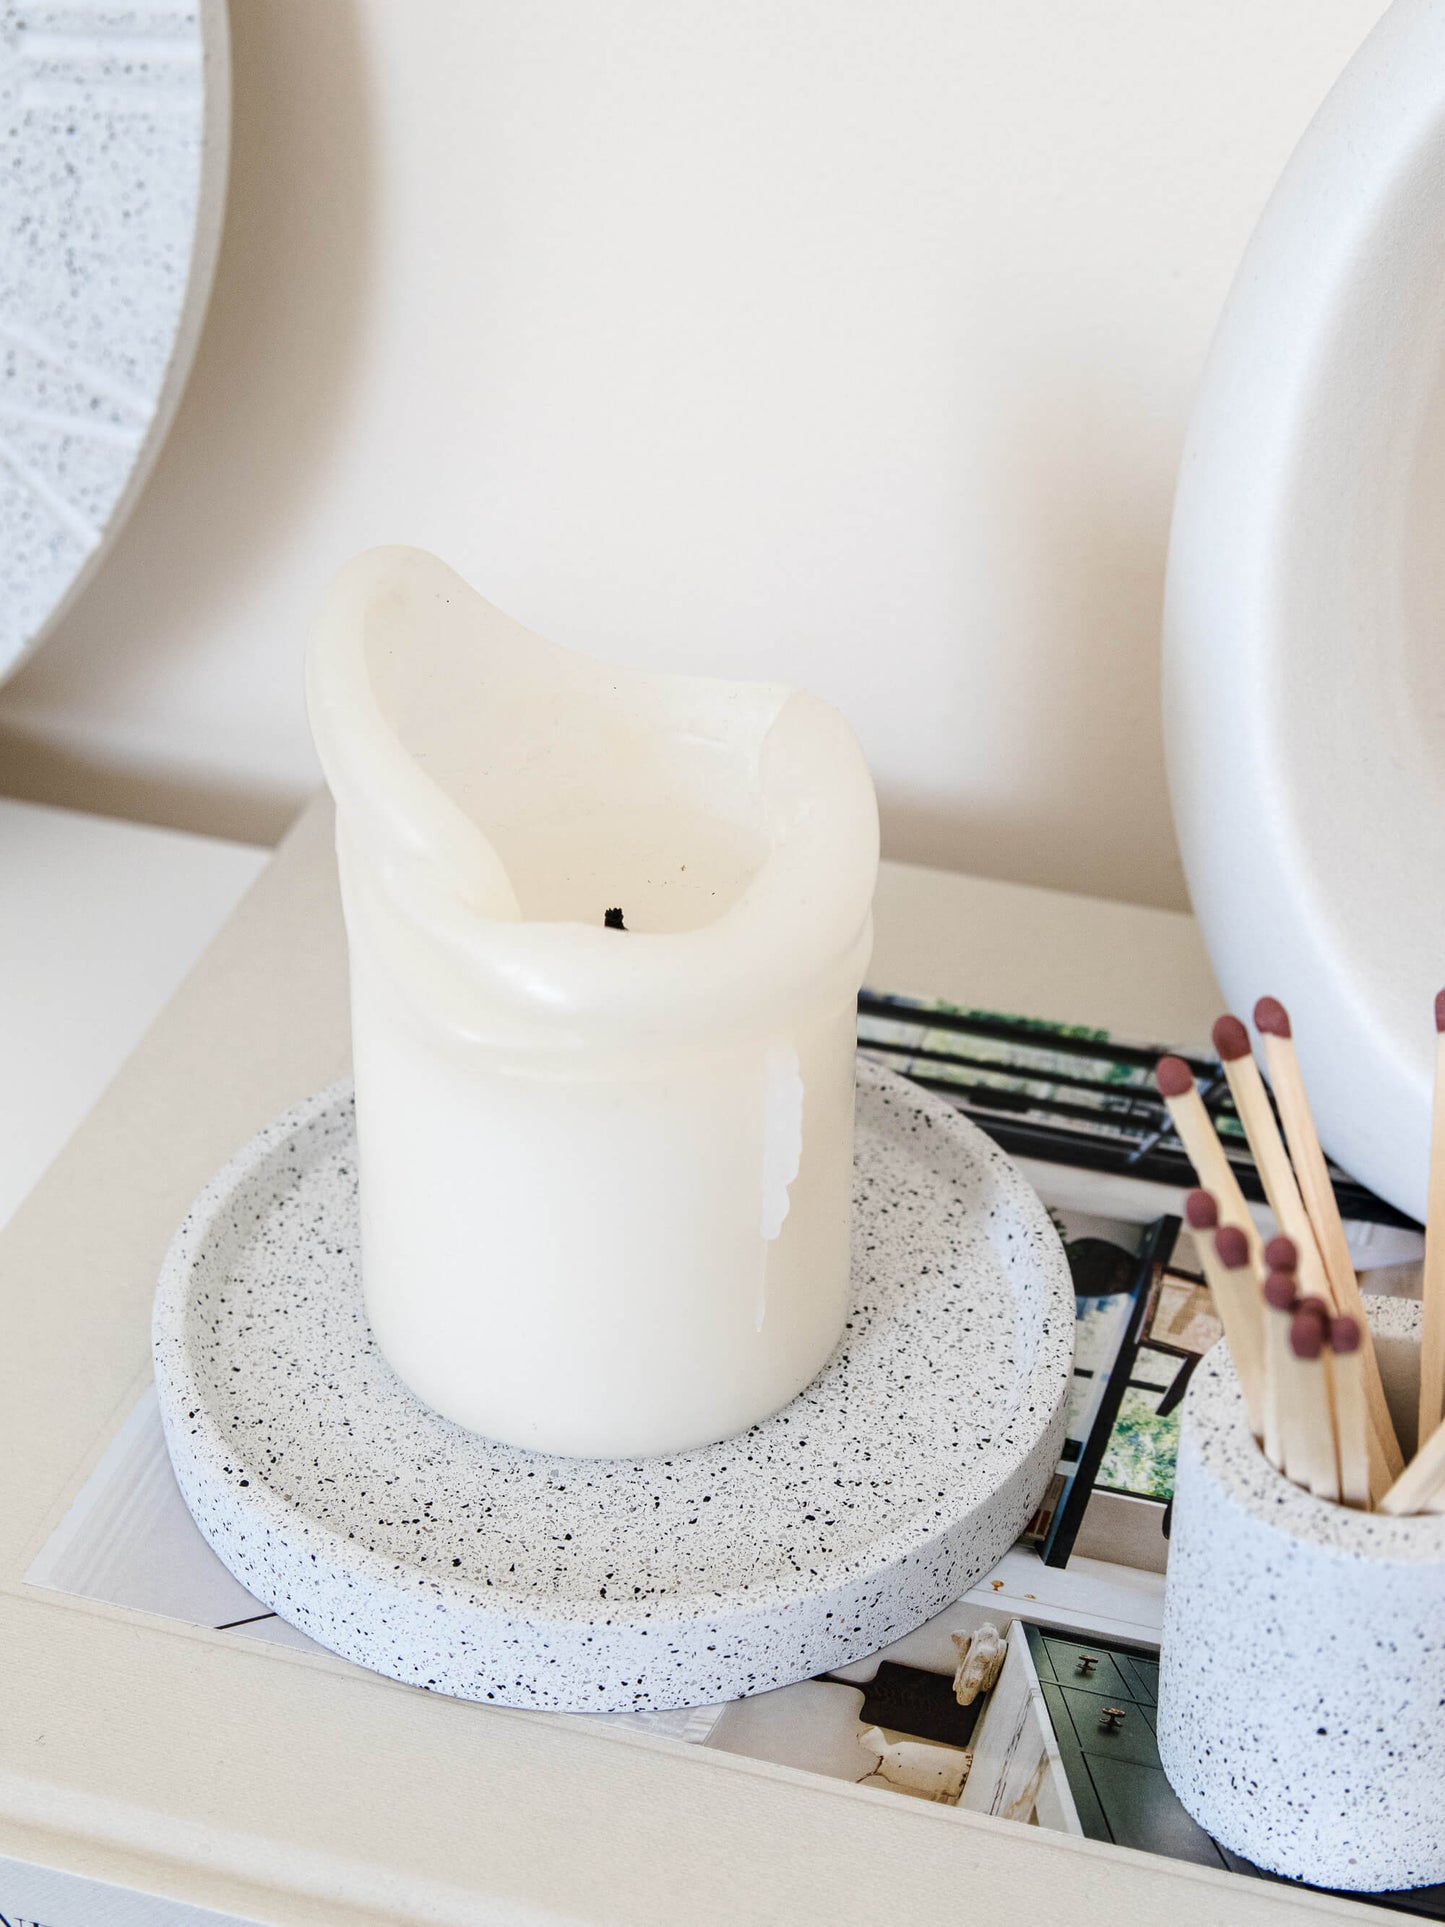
[0,0,1389,907]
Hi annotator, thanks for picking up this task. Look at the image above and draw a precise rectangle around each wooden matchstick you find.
[1155,1056,1263,1270]
[1257,1255,1296,1474]
[1288,1303,1339,1502]
[1378,1413,1445,1516]
[1419,988,1445,1447]
[1330,1315,1371,1509]
[1254,996,1404,1485]
[1184,1189,1266,1439]
[1211,1016,1335,1313]
[1220,1009,1402,1498]
[1297,1293,1339,1498]
[1254,998,1360,1318]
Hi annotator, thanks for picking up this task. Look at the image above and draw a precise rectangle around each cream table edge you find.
[3,793,1371,1927]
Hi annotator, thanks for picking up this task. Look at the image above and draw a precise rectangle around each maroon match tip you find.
[1254,996,1292,1039]
[1297,1295,1329,1321]
[1214,1224,1250,1269]
[1263,1234,1297,1273]
[1290,1309,1324,1359]
[1212,1014,1252,1062]
[1184,1189,1218,1231]
[1330,1314,1361,1355]
[1435,987,1445,1035]
[1263,1272,1298,1312]
[1155,1055,1194,1098]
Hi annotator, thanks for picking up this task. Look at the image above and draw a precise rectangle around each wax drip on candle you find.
[757,1041,805,1331]
[604,907,626,930]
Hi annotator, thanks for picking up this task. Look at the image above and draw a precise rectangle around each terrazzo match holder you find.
[1158,1298,1445,1893]
[153,1057,1072,1713]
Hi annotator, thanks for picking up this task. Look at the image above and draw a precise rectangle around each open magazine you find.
[27,994,1433,1912]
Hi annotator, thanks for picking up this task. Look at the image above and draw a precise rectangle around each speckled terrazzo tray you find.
[153,1057,1072,1712]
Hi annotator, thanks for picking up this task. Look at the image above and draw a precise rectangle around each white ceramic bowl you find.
[1164,0,1445,1221]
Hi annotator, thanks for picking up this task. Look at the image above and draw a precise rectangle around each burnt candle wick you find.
[604,907,627,931]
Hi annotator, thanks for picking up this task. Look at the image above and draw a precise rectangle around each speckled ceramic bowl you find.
[1158,1299,1445,1892]
[153,1058,1073,1712]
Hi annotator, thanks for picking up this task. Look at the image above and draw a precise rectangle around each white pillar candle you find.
[307,547,878,1458]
